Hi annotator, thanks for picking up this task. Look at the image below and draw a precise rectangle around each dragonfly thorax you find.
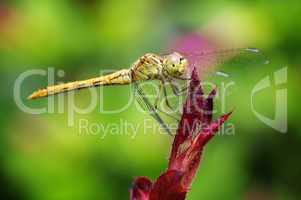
[130,52,188,82]
[163,52,188,78]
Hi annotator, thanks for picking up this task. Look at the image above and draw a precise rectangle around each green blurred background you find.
[1,0,300,199]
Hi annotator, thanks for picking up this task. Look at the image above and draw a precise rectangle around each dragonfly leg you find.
[169,75,191,81]
[162,81,174,111]
[154,81,181,121]
[169,80,188,96]
[170,81,180,95]
[134,82,173,136]
[154,83,163,109]
[156,107,180,122]
[166,77,189,97]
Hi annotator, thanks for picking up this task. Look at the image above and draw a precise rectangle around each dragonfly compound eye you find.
[163,52,188,76]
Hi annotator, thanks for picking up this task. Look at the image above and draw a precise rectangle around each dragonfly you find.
[28,48,268,135]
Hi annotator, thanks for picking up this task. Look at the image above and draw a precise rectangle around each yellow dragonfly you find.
[28,52,189,100]
[28,48,267,135]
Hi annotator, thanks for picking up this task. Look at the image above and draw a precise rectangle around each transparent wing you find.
[179,48,270,77]
[133,82,173,135]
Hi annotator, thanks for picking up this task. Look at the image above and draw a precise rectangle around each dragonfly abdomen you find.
[28,69,132,99]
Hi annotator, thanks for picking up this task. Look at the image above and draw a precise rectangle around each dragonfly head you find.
[163,52,188,77]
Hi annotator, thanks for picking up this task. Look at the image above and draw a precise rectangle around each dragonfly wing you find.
[134,82,173,135]
[180,48,269,77]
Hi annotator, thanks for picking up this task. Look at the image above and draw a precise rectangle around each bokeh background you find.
[1,0,300,199]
